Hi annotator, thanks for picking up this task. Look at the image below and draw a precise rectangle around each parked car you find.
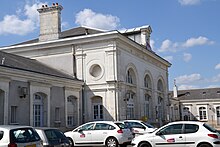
[65,121,133,147]
[123,120,156,136]
[131,121,220,147]
[35,127,71,147]
[0,125,43,147]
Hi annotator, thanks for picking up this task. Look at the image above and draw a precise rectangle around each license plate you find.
[26,144,36,147]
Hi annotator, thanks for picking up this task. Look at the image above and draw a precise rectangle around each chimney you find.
[140,26,152,50]
[37,3,63,42]
[173,79,178,98]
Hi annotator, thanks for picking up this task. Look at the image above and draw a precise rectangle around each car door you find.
[73,123,94,145]
[91,123,113,144]
[152,124,186,147]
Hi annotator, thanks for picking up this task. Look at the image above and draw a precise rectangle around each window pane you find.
[184,124,199,133]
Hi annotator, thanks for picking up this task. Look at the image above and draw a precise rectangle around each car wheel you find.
[198,143,212,147]
[67,137,74,147]
[105,137,118,147]
[139,142,151,147]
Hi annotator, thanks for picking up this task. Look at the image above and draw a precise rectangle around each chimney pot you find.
[42,5,44,8]
[56,3,59,6]
[52,3,55,6]
[45,5,48,7]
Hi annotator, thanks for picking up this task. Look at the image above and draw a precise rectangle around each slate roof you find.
[0,51,77,80]
[171,88,220,100]
[13,26,104,46]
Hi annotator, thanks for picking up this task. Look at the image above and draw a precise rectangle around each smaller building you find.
[0,51,83,130]
[169,84,220,129]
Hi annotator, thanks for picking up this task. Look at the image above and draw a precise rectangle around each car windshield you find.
[10,128,41,143]
[45,129,68,145]
[203,123,217,133]
[141,122,154,128]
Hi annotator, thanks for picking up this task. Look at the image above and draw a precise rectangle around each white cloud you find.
[0,2,44,35]
[158,36,214,53]
[183,53,192,62]
[164,56,173,62]
[178,84,198,90]
[75,9,120,30]
[182,36,214,48]
[178,0,201,5]
[175,73,202,84]
[150,39,155,50]
[211,74,220,82]
[215,63,220,70]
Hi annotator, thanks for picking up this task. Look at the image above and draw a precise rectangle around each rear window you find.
[0,131,3,140]
[115,123,129,129]
[203,123,217,133]
[45,129,68,145]
[10,128,41,143]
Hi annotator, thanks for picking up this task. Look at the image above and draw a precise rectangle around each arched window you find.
[157,79,163,92]
[144,75,152,89]
[126,68,136,84]
[199,107,207,120]
[67,96,78,127]
[33,93,46,127]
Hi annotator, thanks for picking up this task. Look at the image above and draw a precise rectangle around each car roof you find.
[167,121,204,125]
[0,125,33,130]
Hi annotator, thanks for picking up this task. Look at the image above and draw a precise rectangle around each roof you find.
[13,26,104,46]
[0,51,77,80]
[171,88,220,100]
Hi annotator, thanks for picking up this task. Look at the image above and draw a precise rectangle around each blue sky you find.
[0,0,219,90]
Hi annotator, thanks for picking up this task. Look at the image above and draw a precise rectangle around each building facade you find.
[0,3,171,128]
[170,84,220,129]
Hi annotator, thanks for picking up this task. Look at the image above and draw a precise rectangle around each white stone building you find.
[170,84,220,129]
[0,3,171,128]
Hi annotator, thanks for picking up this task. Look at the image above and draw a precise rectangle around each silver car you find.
[0,125,43,147]
[35,128,71,147]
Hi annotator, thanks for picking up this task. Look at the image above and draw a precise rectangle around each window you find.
[11,106,17,124]
[144,94,151,118]
[184,124,199,133]
[199,107,207,120]
[93,104,103,120]
[144,75,151,89]
[126,70,133,84]
[33,94,44,127]
[159,124,183,135]
[67,116,74,126]
[10,128,41,143]
[94,123,114,130]
[78,123,95,131]
[55,107,60,121]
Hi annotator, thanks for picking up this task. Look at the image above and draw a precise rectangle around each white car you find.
[123,120,156,136]
[0,125,43,147]
[131,121,220,147]
[65,121,133,147]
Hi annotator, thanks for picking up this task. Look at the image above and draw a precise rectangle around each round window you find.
[89,64,102,77]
